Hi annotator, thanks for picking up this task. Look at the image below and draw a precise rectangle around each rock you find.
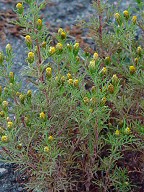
[0,168,8,178]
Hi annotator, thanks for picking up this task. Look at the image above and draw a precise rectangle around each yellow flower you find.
[89,108,93,113]
[1,135,8,142]
[115,129,120,136]
[56,43,63,50]
[83,97,89,104]
[0,111,5,117]
[2,101,8,108]
[129,66,136,74]
[48,135,54,141]
[19,94,25,104]
[114,13,121,24]
[123,10,129,19]
[132,16,137,24]
[61,31,66,39]
[74,79,79,87]
[36,19,42,30]
[49,46,56,54]
[88,60,96,72]
[74,42,79,49]
[44,146,49,152]
[61,76,65,83]
[27,90,32,97]
[108,84,114,94]
[0,52,4,65]
[93,52,99,60]
[9,72,14,83]
[134,58,138,65]
[136,46,142,56]
[6,44,12,54]
[112,74,119,84]
[42,41,47,48]
[27,52,34,63]
[16,3,23,14]
[67,73,72,79]
[101,67,107,75]
[124,127,131,134]
[40,112,46,120]
[46,67,52,78]
[58,28,64,34]
[68,79,73,85]
[25,35,31,43]
[114,13,120,20]
[7,121,13,129]
[105,56,111,65]
[16,3,23,9]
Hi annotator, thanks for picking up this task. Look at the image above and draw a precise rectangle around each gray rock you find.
[0,168,8,178]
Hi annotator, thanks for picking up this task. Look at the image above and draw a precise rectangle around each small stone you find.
[0,168,8,177]
[18,187,23,191]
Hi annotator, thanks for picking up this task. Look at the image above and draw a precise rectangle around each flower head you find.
[7,121,13,129]
[27,52,34,63]
[101,67,107,75]
[129,66,136,74]
[68,79,73,85]
[74,43,79,50]
[93,52,99,60]
[42,41,47,48]
[16,3,24,14]
[105,56,111,65]
[67,73,72,79]
[83,97,89,104]
[115,129,120,136]
[123,10,129,20]
[1,135,8,142]
[27,90,32,97]
[112,74,119,84]
[46,67,52,78]
[44,146,49,152]
[56,43,63,51]
[136,46,142,56]
[108,84,114,94]
[40,112,46,120]
[6,44,12,55]
[74,79,79,87]
[132,16,137,24]
[2,101,8,109]
[49,46,56,55]
[48,135,54,141]
[124,127,131,134]
[88,60,96,72]
[36,19,42,30]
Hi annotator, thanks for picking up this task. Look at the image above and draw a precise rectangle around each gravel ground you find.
[0,0,137,191]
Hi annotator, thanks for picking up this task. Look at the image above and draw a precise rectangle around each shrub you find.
[0,0,143,191]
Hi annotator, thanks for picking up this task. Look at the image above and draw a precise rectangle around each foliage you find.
[0,0,143,191]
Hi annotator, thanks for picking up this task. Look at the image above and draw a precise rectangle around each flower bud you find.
[132,16,137,24]
[16,3,24,14]
[56,43,63,51]
[115,129,120,136]
[2,101,8,109]
[124,127,131,134]
[19,94,25,104]
[60,31,66,39]
[46,67,52,78]
[36,19,42,30]
[17,143,23,150]
[42,41,47,48]
[88,60,96,73]
[112,74,119,84]
[48,135,54,141]
[44,146,49,152]
[60,76,65,83]
[40,112,46,120]
[93,52,99,60]
[0,52,4,65]
[7,121,13,129]
[100,67,107,75]
[49,46,56,55]
[27,90,32,97]
[68,79,73,85]
[9,72,14,83]
[58,28,64,35]
[73,43,79,55]
[0,111,5,117]
[123,10,129,20]
[108,84,114,94]
[67,73,72,79]
[129,66,136,74]
[101,97,107,105]
[73,79,79,87]
[134,58,138,65]
[1,135,9,143]
[83,97,89,104]
[6,44,12,55]
[114,13,121,24]
[104,56,111,65]
[136,46,142,56]
[27,52,34,63]
[25,35,32,48]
